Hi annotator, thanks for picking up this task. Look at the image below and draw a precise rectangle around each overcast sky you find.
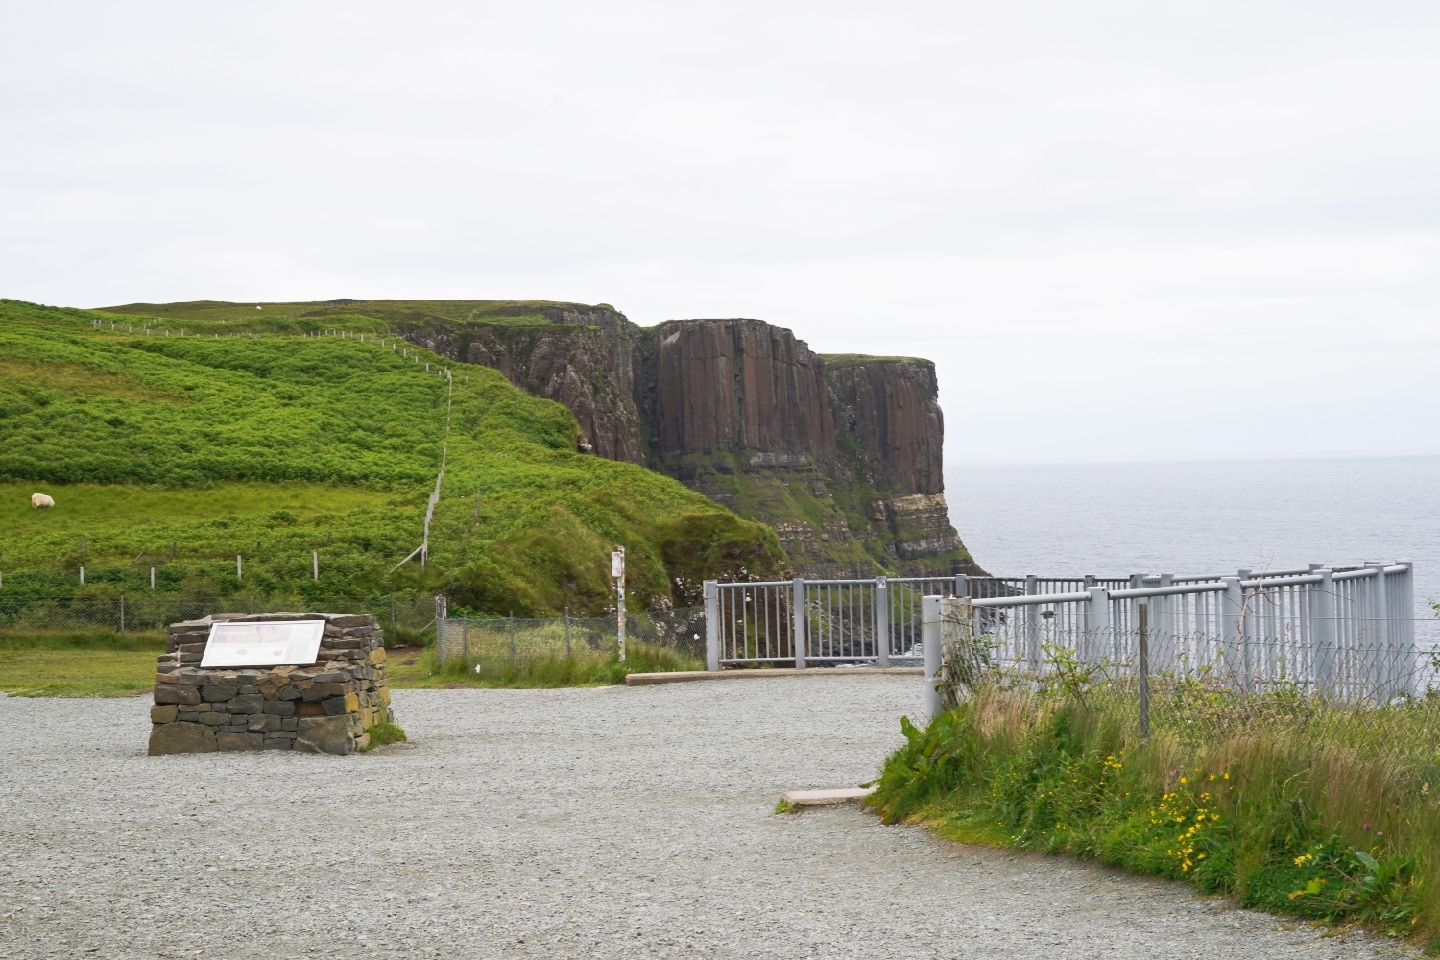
[3,1,1437,463]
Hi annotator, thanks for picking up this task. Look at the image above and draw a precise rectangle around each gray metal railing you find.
[705,563,1425,694]
[918,561,1423,717]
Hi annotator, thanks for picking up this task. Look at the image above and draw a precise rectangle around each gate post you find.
[704,580,720,672]
[923,595,943,719]
[1366,562,1391,698]
[876,577,890,668]
[1084,587,1110,665]
[792,577,806,669]
[1314,569,1336,696]
[1221,577,1244,691]
[1024,575,1040,672]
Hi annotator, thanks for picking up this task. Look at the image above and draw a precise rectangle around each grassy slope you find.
[0,299,787,614]
[99,299,584,328]
[94,301,971,575]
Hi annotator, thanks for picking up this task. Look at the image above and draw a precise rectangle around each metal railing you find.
[705,563,1426,689]
[918,561,1424,717]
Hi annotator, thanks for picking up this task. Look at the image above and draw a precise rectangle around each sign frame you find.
[199,619,326,668]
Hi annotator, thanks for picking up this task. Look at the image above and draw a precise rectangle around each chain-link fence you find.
[436,606,706,668]
[0,595,439,644]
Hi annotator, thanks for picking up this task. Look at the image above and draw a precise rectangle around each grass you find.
[388,641,701,689]
[869,682,1440,947]
[0,299,788,613]
[362,722,408,750]
[0,634,700,697]
[0,630,164,697]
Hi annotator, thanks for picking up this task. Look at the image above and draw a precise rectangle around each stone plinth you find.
[148,612,395,756]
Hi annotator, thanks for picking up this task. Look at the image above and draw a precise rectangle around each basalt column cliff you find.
[401,305,978,577]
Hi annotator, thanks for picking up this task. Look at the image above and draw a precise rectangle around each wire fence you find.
[935,593,1440,778]
[436,606,707,668]
[0,595,440,644]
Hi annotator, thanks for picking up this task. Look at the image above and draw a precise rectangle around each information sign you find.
[199,619,325,668]
[611,548,625,579]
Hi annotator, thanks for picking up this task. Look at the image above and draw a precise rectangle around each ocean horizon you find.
[944,454,1439,647]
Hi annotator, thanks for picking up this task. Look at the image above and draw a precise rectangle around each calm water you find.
[945,456,1440,642]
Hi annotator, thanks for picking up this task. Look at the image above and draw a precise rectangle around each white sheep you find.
[31,492,55,509]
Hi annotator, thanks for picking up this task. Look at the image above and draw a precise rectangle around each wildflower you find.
[1180,777,1188,785]
[1222,772,1230,780]
[1363,822,1371,831]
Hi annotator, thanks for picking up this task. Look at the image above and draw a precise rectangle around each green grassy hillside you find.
[0,299,787,614]
[99,298,584,329]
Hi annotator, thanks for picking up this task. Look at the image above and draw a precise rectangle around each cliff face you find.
[403,307,978,577]
[400,306,646,464]
[650,319,834,463]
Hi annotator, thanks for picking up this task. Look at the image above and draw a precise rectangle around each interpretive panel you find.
[200,619,325,668]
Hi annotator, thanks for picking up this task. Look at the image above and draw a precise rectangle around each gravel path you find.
[0,679,1409,959]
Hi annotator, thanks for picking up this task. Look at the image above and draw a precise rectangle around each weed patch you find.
[870,686,1439,944]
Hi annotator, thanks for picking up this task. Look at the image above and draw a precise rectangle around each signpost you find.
[612,546,626,662]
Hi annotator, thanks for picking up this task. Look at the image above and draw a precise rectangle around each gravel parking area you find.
[0,679,1408,959]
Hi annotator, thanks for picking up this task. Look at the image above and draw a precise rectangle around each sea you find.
[945,455,1440,649]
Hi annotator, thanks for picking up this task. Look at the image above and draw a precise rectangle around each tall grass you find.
[414,641,701,688]
[870,683,1440,949]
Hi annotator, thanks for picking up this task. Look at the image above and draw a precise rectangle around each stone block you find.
[368,647,387,665]
[312,672,347,684]
[247,714,280,733]
[155,672,178,684]
[262,700,295,717]
[154,684,201,706]
[322,696,349,717]
[179,652,202,663]
[302,683,346,701]
[178,642,207,654]
[295,701,327,718]
[151,705,179,723]
[278,685,303,701]
[148,722,217,755]
[325,614,371,629]
[198,712,230,726]
[202,685,238,703]
[280,718,299,731]
[225,694,264,715]
[215,733,263,752]
[378,687,392,707]
[177,711,199,722]
[260,739,292,751]
[237,684,258,695]
[294,715,354,755]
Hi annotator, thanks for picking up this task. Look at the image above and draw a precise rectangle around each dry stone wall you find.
[148,612,395,756]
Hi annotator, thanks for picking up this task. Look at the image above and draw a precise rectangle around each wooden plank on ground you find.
[780,787,876,806]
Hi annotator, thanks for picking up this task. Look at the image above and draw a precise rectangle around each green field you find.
[0,299,787,615]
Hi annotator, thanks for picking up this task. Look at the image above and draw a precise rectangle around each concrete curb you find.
[780,787,876,807]
[625,667,923,686]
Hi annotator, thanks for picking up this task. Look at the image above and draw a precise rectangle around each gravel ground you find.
[0,678,1411,959]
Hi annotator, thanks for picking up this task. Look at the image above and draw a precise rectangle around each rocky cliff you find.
[394,304,978,577]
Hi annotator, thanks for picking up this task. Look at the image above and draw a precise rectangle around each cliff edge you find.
[396,305,978,578]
